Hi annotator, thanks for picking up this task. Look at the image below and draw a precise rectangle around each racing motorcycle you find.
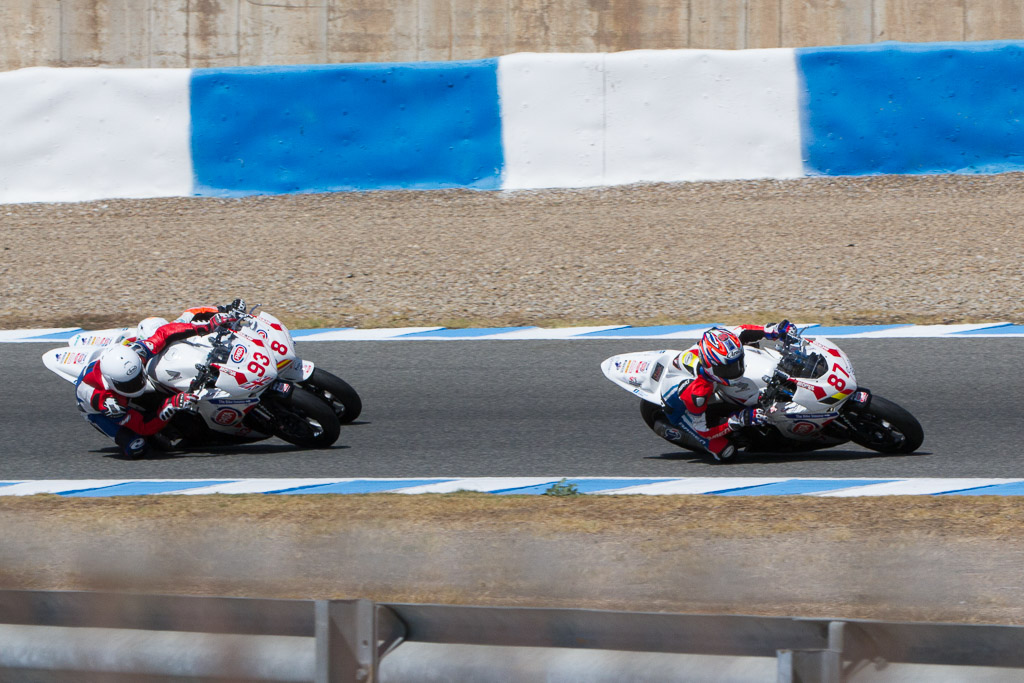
[601,330,923,461]
[42,303,361,451]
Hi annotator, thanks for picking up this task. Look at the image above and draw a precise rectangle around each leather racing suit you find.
[75,319,221,458]
[654,324,776,460]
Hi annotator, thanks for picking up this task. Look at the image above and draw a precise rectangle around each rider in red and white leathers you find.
[75,313,234,458]
[652,321,797,462]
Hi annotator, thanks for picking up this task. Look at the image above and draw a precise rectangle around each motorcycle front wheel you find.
[268,387,342,448]
[846,395,924,454]
[302,368,362,424]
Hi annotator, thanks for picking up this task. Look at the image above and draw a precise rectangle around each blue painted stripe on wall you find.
[190,61,503,196]
[798,41,1024,177]
[272,479,455,494]
[494,478,671,495]
[62,481,233,497]
[715,479,895,496]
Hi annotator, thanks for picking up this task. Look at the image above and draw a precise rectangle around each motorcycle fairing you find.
[600,350,687,404]
[43,346,104,383]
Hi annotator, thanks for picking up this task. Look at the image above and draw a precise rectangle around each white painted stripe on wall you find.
[603,49,804,185]
[499,53,606,190]
[499,49,804,190]
[0,67,193,204]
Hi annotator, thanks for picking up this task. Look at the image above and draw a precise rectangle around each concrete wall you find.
[6,0,1024,70]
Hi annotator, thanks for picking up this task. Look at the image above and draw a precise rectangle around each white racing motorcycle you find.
[601,330,923,461]
[43,303,361,451]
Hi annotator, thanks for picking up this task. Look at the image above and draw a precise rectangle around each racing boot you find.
[706,435,738,463]
[710,442,737,463]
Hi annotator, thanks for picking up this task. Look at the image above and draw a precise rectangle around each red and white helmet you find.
[696,327,745,385]
[99,345,148,397]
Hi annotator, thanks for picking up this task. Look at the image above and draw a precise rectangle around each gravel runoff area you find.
[1,173,1022,330]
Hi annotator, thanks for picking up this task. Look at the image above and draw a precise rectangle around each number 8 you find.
[271,340,288,355]
[827,374,846,392]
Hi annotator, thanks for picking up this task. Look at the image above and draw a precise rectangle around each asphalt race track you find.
[2,339,1020,480]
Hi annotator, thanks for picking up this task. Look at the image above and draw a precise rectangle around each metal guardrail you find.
[1,590,1024,682]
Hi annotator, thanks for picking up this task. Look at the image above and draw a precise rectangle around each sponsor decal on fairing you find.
[231,344,247,363]
[651,362,664,381]
[783,412,839,420]
[213,407,242,425]
[791,421,818,436]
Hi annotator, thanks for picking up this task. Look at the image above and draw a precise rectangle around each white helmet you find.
[99,345,148,397]
[136,316,169,340]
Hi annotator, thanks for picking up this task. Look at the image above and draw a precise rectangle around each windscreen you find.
[779,349,828,379]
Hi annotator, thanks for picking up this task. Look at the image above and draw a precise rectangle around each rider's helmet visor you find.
[715,357,745,381]
[113,373,146,396]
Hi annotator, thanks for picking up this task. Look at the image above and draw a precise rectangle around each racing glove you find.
[101,396,126,419]
[158,392,197,421]
[218,298,246,314]
[764,319,798,341]
[727,407,767,431]
[195,312,237,334]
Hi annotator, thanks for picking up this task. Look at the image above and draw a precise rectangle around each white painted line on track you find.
[592,478,790,495]
[816,478,1024,497]
[395,477,561,494]
[4,323,1023,343]
[5,478,1024,497]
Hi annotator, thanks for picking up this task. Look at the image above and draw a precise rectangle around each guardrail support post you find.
[315,599,377,683]
[777,621,845,683]
[777,649,841,683]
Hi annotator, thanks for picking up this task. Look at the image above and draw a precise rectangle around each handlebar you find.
[188,300,263,392]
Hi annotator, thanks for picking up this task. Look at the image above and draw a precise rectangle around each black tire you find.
[268,387,342,448]
[847,395,924,454]
[303,368,362,424]
[640,399,663,430]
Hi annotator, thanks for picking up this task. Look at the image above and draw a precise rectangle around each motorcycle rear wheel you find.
[303,368,362,424]
[269,387,342,448]
[847,395,924,454]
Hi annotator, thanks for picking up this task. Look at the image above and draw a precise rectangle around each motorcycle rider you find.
[75,310,237,459]
[652,320,798,462]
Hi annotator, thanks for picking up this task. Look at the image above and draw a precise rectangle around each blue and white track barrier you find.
[3,478,1024,497]
[2,322,1023,343]
[6,41,1024,203]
